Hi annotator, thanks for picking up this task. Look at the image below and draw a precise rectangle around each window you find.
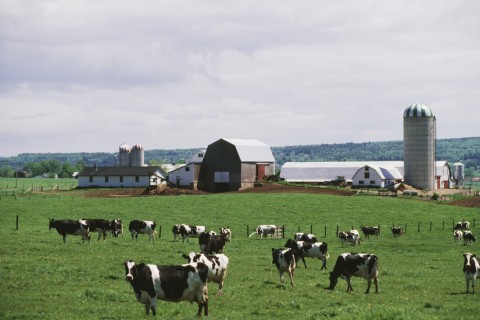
[185,166,190,172]
[105,176,109,183]
[198,153,203,158]
[359,181,364,185]
[364,172,370,179]
[120,176,123,183]
[135,176,139,182]
[370,180,376,185]
[89,176,93,183]
[365,167,369,171]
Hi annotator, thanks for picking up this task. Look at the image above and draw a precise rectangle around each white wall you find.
[168,164,194,188]
[78,175,158,188]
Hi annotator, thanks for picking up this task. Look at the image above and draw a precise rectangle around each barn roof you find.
[354,164,403,180]
[78,166,166,178]
[222,138,275,163]
[281,161,448,182]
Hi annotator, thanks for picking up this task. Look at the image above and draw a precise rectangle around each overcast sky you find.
[1,0,479,157]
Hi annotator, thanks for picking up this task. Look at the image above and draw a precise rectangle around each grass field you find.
[0,183,479,320]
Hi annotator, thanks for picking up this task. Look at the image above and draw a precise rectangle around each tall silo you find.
[403,103,436,189]
[131,144,145,167]
[118,143,131,167]
[453,161,465,187]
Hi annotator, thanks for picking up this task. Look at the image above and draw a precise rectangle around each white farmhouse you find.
[167,150,206,189]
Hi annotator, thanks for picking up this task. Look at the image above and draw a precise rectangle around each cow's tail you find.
[248,232,257,238]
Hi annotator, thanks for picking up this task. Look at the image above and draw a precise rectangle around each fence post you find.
[247,225,249,237]
[16,215,19,230]
[442,221,444,230]
[336,225,339,236]
[430,222,432,232]
[298,226,300,232]
[310,225,313,234]
[159,225,161,239]
[405,223,407,234]
[418,222,420,232]
[324,226,327,238]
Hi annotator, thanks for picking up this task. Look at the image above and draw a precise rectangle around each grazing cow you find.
[453,230,463,242]
[338,231,361,247]
[124,260,209,316]
[111,219,123,237]
[219,227,232,242]
[328,253,379,294]
[272,248,296,286]
[172,224,181,242]
[391,227,404,238]
[204,234,228,255]
[295,232,318,243]
[463,253,480,294]
[198,232,211,252]
[49,218,90,243]
[82,219,112,241]
[360,226,380,239]
[455,221,470,231]
[182,252,229,294]
[129,220,156,243]
[284,239,329,269]
[253,225,277,238]
[179,224,206,243]
[464,231,477,245]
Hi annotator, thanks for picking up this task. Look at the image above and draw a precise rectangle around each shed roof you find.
[78,166,166,178]
[220,138,275,163]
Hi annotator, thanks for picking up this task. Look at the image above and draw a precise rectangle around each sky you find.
[1,0,479,157]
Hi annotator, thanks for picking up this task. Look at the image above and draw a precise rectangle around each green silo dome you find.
[403,103,434,118]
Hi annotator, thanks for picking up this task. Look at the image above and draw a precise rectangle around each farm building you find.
[351,164,403,188]
[197,138,275,192]
[280,161,453,189]
[167,150,206,189]
[77,166,166,188]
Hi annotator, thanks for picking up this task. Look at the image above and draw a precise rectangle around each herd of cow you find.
[48,218,479,317]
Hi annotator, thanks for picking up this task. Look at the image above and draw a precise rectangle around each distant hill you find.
[1,137,479,173]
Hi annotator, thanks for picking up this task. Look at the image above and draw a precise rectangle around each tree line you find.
[1,137,478,178]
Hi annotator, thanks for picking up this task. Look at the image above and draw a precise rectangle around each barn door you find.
[256,164,266,181]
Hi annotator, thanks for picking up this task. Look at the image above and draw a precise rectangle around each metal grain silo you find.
[403,103,436,189]
[118,143,131,167]
[453,161,464,187]
[131,144,145,167]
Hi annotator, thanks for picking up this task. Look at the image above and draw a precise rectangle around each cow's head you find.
[327,271,338,290]
[464,253,476,272]
[182,252,200,263]
[48,218,55,230]
[124,260,137,282]
[284,239,296,249]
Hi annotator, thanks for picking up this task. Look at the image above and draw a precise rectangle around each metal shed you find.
[197,138,275,192]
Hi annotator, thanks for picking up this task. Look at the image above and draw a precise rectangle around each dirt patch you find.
[445,196,480,208]
[236,183,354,196]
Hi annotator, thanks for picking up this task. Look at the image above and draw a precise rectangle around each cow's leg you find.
[373,275,379,293]
[288,268,295,286]
[466,277,470,293]
[97,231,102,241]
[149,297,157,316]
[62,233,67,243]
[301,257,307,268]
[365,277,372,294]
[345,276,353,292]
[321,257,327,270]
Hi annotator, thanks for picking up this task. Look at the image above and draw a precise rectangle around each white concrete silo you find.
[403,103,436,189]
[453,161,465,187]
[131,144,145,167]
[118,143,131,167]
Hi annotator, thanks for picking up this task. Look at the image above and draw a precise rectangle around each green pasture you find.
[0,187,479,320]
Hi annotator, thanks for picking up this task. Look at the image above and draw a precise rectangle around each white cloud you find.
[0,0,479,156]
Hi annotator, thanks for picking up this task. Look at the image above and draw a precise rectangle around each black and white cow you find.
[455,221,470,231]
[327,253,379,294]
[295,232,318,243]
[463,253,480,294]
[464,231,477,245]
[172,224,181,242]
[129,220,156,243]
[284,239,329,269]
[182,252,229,294]
[391,227,404,238]
[82,219,112,241]
[204,234,228,255]
[360,226,380,239]
[453,230,463,242]
[124,260,209,316]
[272,248,296,286]
[338,230,361,247]
[179,224,206,243]
[111,219,123,237]
[49,218,90,243]
[254,225,277,238]
[219,227,232,242]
